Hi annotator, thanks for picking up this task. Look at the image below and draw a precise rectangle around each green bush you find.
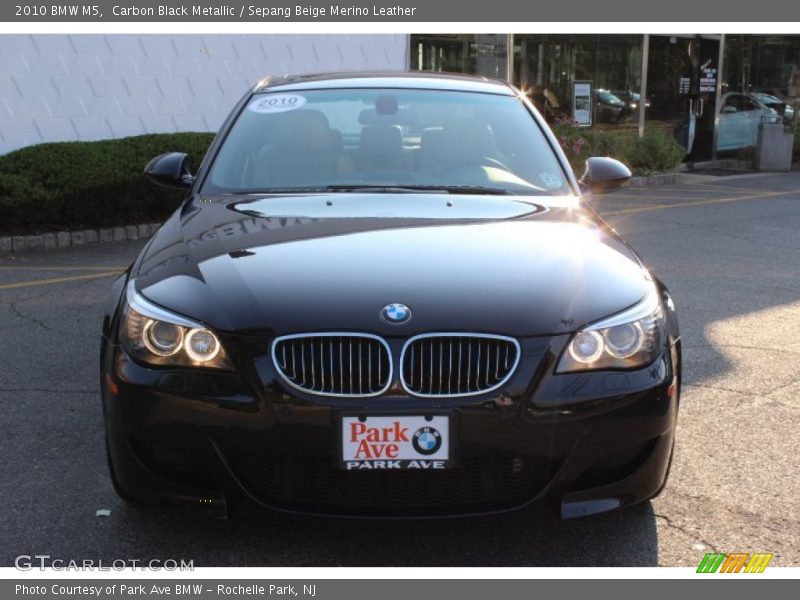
[550,118,686,177]
[549,117,593,175]
[0,132,215,235]
[0,124,688,235]
[597,128,687,175]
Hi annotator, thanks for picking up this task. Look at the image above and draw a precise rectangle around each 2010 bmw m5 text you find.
[100,72,681,519]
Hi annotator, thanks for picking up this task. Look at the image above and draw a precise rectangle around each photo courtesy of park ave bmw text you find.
[0,0,798,592]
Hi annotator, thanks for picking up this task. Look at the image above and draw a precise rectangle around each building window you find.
[513,35,643,132]
[411,34,508,80]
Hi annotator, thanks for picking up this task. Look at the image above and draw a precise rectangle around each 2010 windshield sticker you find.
[248,94,307,114]
[540,173,562,188]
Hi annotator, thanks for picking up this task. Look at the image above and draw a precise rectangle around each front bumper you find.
[101,335,679,519]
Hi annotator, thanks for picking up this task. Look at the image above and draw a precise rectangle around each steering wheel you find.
[439,158,513,181]
[481,156,512,171]
[329,170,425,185]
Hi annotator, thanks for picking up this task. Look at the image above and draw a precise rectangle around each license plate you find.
[340,415,450,470]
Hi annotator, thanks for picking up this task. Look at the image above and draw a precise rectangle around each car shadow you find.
[111,499,659,567]
[591,173,800,395]
[19,174,800,567]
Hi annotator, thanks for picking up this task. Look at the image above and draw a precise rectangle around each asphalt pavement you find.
[1,171,798,567]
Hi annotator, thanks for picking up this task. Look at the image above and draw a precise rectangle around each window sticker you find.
[248,94,307,114]
[540,173,563,188]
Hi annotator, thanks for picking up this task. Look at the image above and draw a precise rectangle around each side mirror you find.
[722,106,738,114]
[144,152,194,190]
[579,157,632,194]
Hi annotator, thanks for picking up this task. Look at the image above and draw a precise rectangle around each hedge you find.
[0,133,215,235]
[0,125,688,236]
[550,118,686,177]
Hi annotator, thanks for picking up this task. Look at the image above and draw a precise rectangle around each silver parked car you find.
[717,92,778,152]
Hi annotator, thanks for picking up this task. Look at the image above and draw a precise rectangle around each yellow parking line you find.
[599,202,669,209]
[0,270,122,291]
[0,266,127,271]
[603,189,798,216]
[689,183,767,192]
[686,181,779,192]
[603,192,750,200]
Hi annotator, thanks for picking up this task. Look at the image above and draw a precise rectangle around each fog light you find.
[561,498,621,519]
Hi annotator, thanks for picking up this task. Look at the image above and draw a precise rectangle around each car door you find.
[738,95,766,147]
[718,94,748,151]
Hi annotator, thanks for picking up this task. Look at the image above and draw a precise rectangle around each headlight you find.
[120,281,232,370]
[557,285,665,373]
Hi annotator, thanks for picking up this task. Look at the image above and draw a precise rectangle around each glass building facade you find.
[410,34,800,163]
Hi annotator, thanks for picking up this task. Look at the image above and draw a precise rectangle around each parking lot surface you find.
[1,171,798,567]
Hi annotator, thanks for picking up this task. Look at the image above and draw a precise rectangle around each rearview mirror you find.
[144,152,194,190]
[579,157,632,194]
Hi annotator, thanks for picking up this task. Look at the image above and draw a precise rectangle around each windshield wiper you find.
[241,184,517,195]
[355,184,517,195]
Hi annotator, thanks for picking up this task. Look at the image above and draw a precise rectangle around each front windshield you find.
[204,88,572,196]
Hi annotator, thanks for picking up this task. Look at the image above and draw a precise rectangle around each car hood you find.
[134,194,650,337]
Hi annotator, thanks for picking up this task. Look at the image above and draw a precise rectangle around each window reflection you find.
[412,34,508,80]
[410,33,800,165]
[513,35,643,132]
[724,34,799,131]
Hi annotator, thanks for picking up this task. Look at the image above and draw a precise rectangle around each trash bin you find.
[755,115,794,172]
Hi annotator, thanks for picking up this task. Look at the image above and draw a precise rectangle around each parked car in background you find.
[752,92,795,123]
[717,92,779,152]
[613,90,651,112]
[594,89,628,123]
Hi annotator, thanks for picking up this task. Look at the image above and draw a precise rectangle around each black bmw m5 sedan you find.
[100,72,681,519]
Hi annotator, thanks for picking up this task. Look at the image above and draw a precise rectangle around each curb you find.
[1,223,163,255]
[628,172,683,187]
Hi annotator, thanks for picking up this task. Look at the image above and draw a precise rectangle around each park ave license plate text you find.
[341,415,450,470]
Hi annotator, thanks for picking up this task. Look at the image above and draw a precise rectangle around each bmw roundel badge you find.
[412,426,442,455]
[380,303,412,324]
